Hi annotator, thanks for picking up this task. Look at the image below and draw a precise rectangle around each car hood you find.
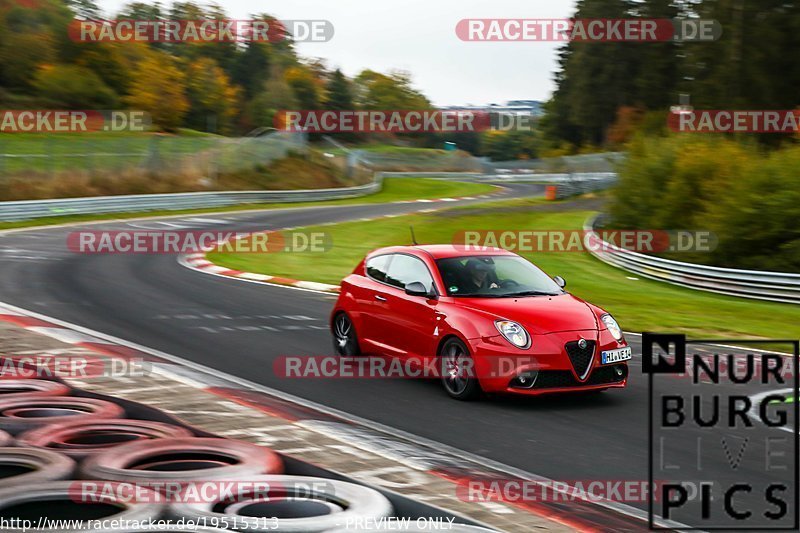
[455,294,599,334]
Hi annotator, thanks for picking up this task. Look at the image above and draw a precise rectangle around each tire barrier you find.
[17,419,194,459]
[81,438,284,482]
[0,446,75,486]
[0,481,164,533]
[0,379,71,399]
[0,396,124,435]
[170,475,394,532]
[0,380,473,529]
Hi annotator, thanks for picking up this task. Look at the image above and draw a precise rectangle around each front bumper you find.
[469,329,630,395]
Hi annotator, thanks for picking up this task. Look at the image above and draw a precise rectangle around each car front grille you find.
[528,365,628,390]
[564,340,596,380]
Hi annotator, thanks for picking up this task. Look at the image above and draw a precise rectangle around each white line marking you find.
[238,273,273,281]
[26,327,115,345]
[294,281,340,291]
[623,331,794,356]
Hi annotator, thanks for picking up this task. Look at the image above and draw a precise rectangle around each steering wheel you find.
[499,279,520,288]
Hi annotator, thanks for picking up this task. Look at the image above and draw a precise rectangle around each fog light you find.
[513,370,538,389]
[615,366,624,377]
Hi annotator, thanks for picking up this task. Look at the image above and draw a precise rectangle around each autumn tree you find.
[184,57,240,133]
[284,65,319,109]
[33,64,117,108]
[125,54,189,131]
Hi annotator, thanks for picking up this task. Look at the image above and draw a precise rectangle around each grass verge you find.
[208,197,800,340]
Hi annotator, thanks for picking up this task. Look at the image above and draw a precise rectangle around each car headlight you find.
[601,314,624,341]
[495,320,531,349]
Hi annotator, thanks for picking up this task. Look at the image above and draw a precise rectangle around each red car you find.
[330,245,631,400]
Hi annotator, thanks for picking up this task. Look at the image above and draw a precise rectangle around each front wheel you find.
[332,312,360,357]
[439,338,481,401]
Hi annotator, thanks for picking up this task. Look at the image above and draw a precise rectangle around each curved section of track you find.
[0,183,784,528]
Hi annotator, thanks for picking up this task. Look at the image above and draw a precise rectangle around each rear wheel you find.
[332,313,360,357]
[439,338,481,401]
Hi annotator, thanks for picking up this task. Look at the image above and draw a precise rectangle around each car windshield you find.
[436,255,563,297]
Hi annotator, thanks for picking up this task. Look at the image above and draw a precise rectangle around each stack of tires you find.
[0,377,489,532]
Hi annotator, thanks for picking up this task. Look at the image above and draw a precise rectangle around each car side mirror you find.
[553,276,566,289]
[405,281,433,298]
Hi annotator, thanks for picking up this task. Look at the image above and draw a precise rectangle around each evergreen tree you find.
[324,69,354,110]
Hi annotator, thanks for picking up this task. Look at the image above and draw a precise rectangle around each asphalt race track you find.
[0,182,795,528]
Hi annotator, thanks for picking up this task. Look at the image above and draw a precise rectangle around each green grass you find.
[0,178,497,231]
[208,197,800,340]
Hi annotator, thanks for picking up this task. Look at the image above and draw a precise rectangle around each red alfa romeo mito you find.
[330,245,631,400]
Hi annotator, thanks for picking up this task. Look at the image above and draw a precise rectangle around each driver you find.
[465,259,499,290]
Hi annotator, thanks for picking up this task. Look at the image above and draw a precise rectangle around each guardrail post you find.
[84,137,93,178]
[145,135,161,176]
[46,137,55,179]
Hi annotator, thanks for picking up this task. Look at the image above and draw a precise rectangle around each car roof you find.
[368,245,517,260]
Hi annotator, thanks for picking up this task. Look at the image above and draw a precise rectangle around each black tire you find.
[0,397,124,435]
[17,418,193,459]
[0,481,163,532]
[331,312,360,357]
[81,437,283,482]
[0,380,71,400]
[0,446,75,487]
[169,474,393,533]
[439,337,482,401]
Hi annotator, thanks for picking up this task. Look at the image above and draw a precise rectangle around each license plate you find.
[602,347,632,364]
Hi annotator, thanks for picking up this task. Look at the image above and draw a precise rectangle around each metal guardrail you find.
[0,182,382,221]
[584,215,800,305]
[489,152,624,173]
[378,172,616,198]
[0,170,614,221]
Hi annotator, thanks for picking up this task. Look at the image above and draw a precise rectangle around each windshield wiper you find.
[500,290,560,297]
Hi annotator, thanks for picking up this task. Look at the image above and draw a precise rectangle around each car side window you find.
[365,255,392,282]
[385,254,434,292]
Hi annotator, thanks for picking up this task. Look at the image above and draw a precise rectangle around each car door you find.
[382,253,440,360]
[356,254,397,353]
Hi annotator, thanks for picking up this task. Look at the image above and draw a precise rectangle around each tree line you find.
[542,0,800,150]
[545,1,800,271]
[0,0,433,134]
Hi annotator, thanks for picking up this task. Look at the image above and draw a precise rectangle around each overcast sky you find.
[95,0,578,106]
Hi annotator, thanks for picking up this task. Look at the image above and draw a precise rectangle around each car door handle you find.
[375,295,387,301]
